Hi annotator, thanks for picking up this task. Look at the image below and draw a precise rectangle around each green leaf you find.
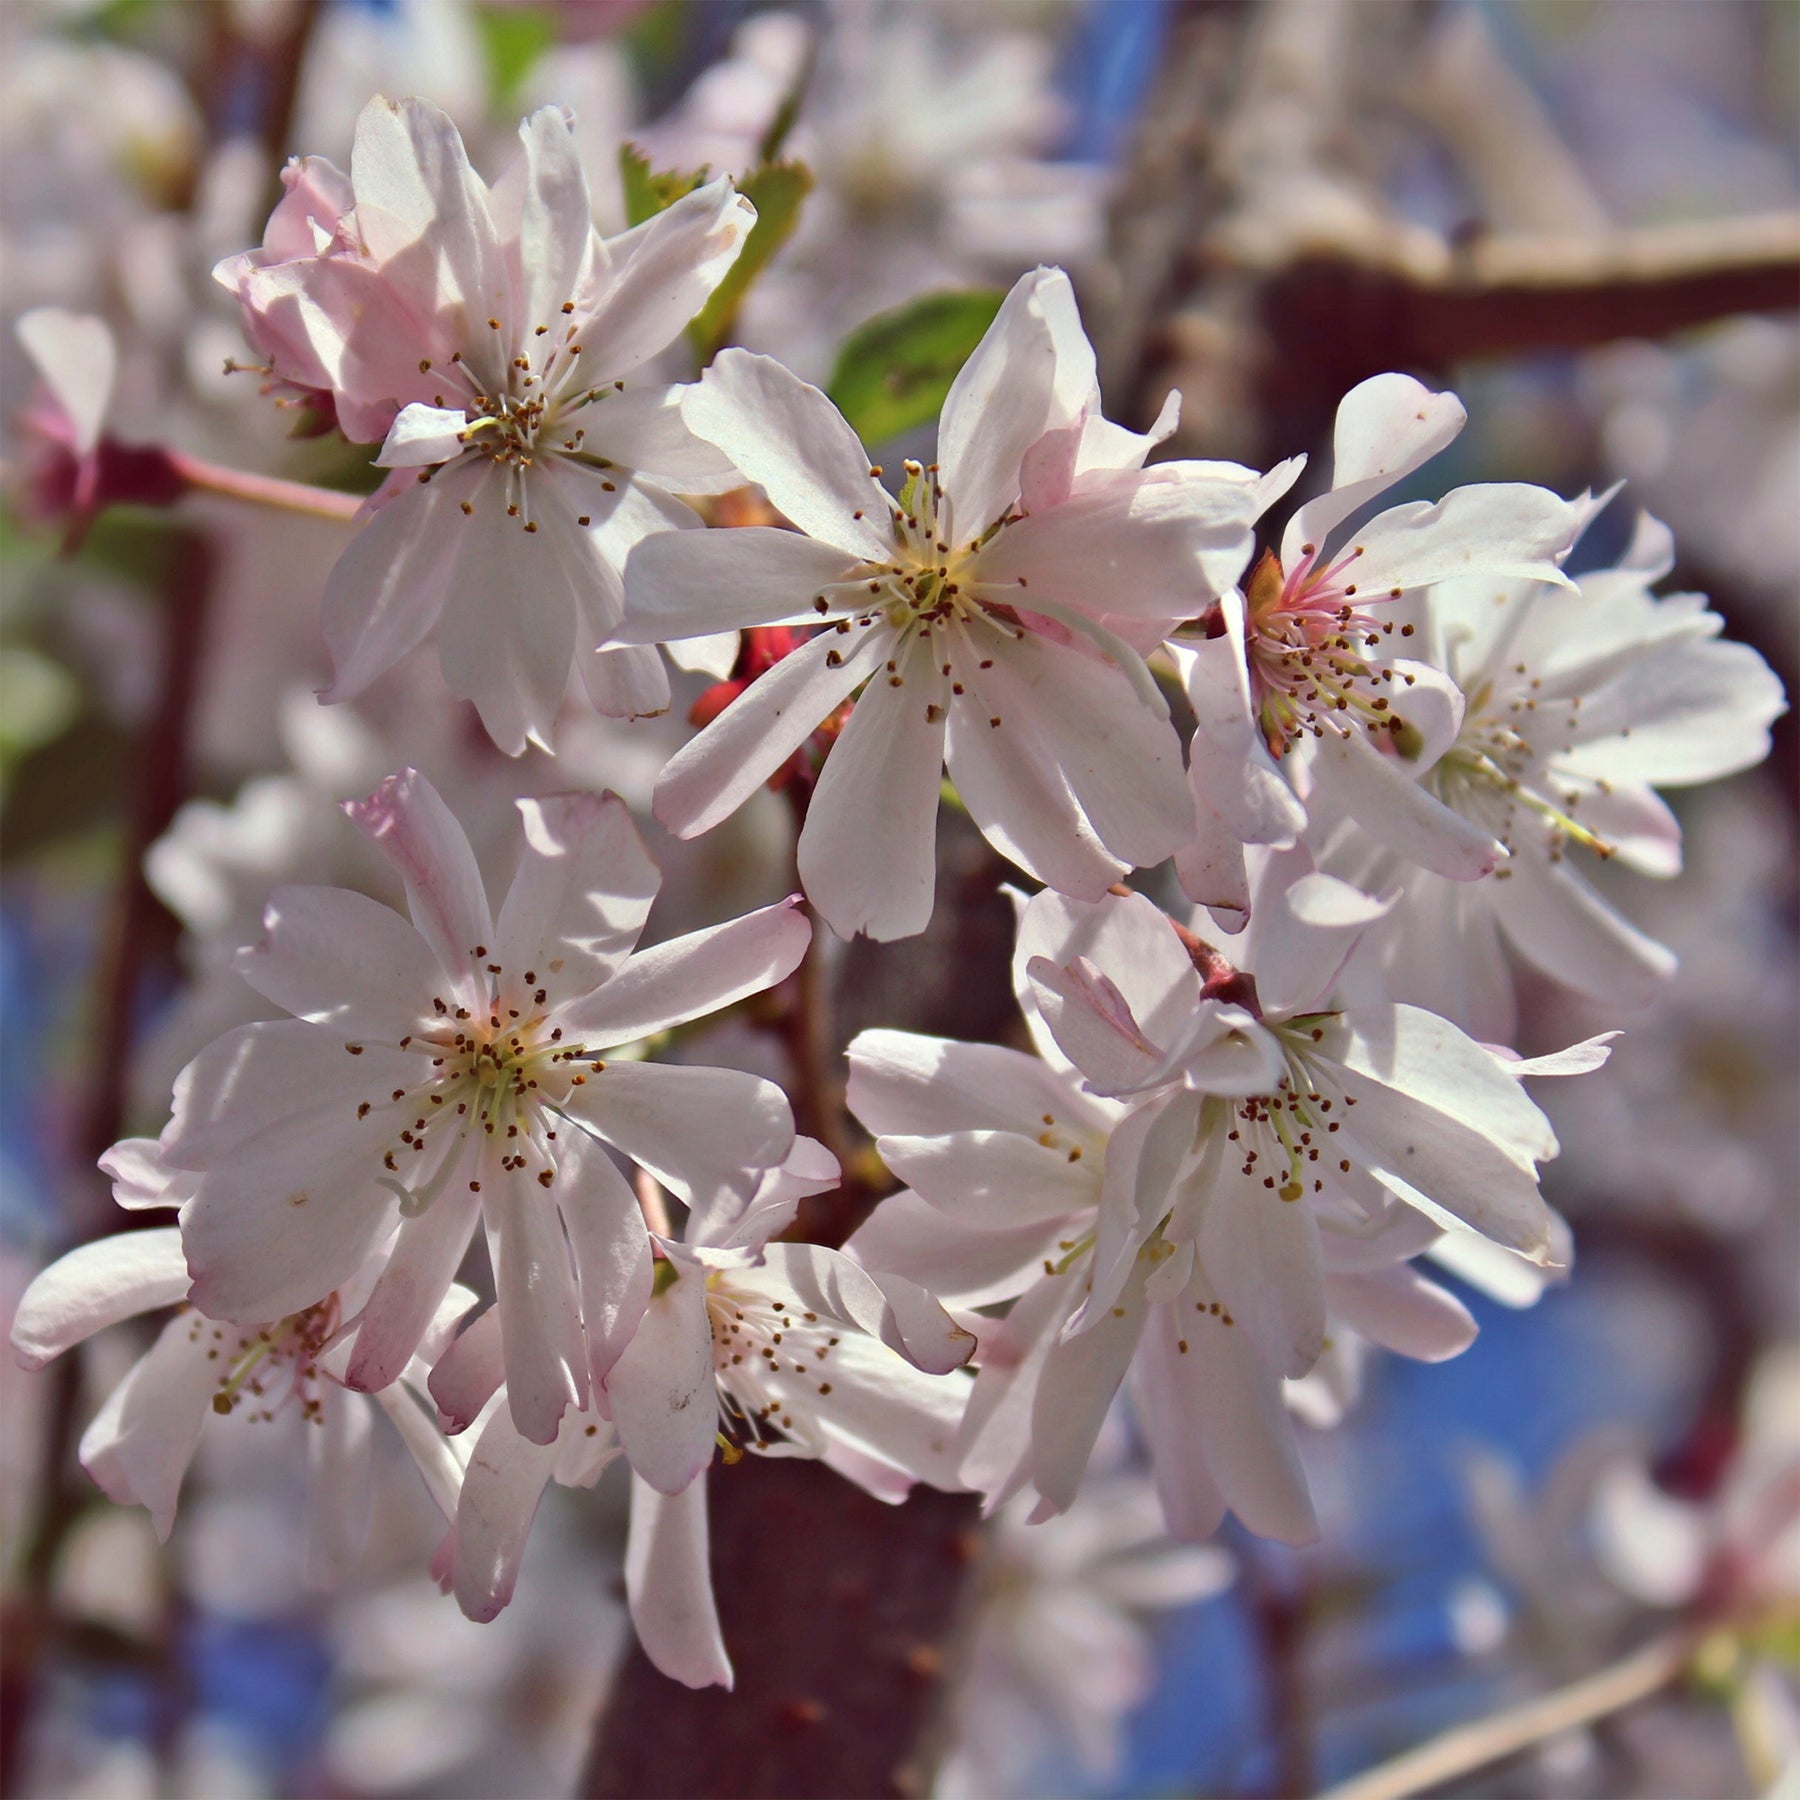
[476,4,557,109]
[686,160,814,364]
[619,143,708,229]
[826,290,1006,448]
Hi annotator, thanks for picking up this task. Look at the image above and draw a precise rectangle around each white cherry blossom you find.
[150,767,812,1449]
[616,264,1262,940]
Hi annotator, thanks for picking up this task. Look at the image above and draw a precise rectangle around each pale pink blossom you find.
[216,96,756,751]
[617,265,1262,939]
[150,767,811,1450]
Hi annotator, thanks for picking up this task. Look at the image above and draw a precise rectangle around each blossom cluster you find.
[11,92,1784,1703]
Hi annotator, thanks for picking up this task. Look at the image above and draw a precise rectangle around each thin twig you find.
[163,448,364,523]
[1315,1628,1697,1800]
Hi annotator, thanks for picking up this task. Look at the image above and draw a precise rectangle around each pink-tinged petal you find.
[691,1135,840,1254]
[318,461,477,702]
[164,1021,412,1170]
[786,1331,968,1493]
[451,1403,559,1621]
[556,1129,652,1388]
[1030,1268,1150,1512]
[12,1230,189,1369]
[619,527,858,644]
[1019,421,1083,514]
[1073,387,1183,479]
[430,1305,506,1433]
[344,1171,483,1393]
[486,1176,587,1446]
[682,351,889,559]
[351,96,505,340]
[514,106,595,335]
[17,308,115,456]
[1493,848,1676,1010]
[958,1273,1077,1505]
[1284,373,1467,563]
[1245,861,1393,1018]
[1197,1164,1326,1378]
[493,791,658,993]
[588,387,741,494]
[78,1314,215,1540]
[182,1144,398,1325]
[845,1030,1111,1140]
[1175,622,1306,847]
[799,643,947,941]
[305,1389,373,1585]
[626,1473,732,1689]
[654,625,889,838]
[1312,726,1506,882]
[846,1191,1071,1311]
[1132,1311,1227,1543]
[99,1138,181,1210]
[974,464,1256,621]
[556,898,811,1048]
[1328,1265,1476,1362]
[604,1255,715,1494]
[344,768,493,1001]
[1028,955,1163,1096]
[945,655,1123,901]
[235,885,439,1034]
[1174,803,1251,930]
[877,1130,1095,1230]
[579,178,754,381]
[1332,482,1584,598]
[938,267,1093,538]
[755,1243,975,1375]
[1013,890,1201,1059]
[375,404,471,468]
[568,1061,794,1216]
[962,630,1189,872]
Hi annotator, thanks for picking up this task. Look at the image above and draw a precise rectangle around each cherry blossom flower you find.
[10,1200,468,1581]
[1172,371,1589,925]
[149,767,812,1450]
[216,96,756,752]
[1313,510,1787,1038]
[617,264,1262,939]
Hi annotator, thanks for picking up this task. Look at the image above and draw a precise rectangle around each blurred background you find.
[1,1,1795,1795]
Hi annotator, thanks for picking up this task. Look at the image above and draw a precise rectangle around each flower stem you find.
[164,448,365,523]
[1316,1629,1697,1800]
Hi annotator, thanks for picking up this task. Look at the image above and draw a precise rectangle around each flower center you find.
[345,950,603,1211]
[705,1274,842,1455]
[198,1292,342,1422]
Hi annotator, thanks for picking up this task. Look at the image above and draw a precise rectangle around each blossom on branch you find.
[616,265,1263,940]
[216,96,756,752]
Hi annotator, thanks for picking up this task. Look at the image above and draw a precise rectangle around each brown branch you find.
[582,1458,983,1799]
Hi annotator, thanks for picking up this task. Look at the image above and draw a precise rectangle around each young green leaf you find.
[826,289,1006,448]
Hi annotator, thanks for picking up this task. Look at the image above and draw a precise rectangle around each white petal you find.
[493,791,659,994]
[682,350,890,558]
[12,1230,189,1369]
[514,105,595,335]
[78,1314,215,1540]
[375,404,473,469]
[487,1177,587,1446]
[938,267,1093,539]
[568,1061,794,1215]
[1284,373,1466,562]
[654,624,888,838]
[877,1130,1096,1230]
[559,1133,653,1388]
[619,528,858,644]
[17,307,116,455]
[799,641,947,941]
[236,885,440,1035]
[429,1305,506,1433]
[557,898,811,1047]
[845,1030,1110,1139]
[846,1191,1072,1311]
[1244,862,1393,1018]
[1492,848,1676,1009]
[626,1473,732,1688]
[1030,1269,1150,1511]
[581,177,755,381]
[605,1255,716,1495]
[1197,1164,1326,1378]
[755,1243,976,1375]
[451,1403,559,1621]
[1328,1265,1476,1362]
[306,1389,373,1584]
[1335,482,1583,598]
